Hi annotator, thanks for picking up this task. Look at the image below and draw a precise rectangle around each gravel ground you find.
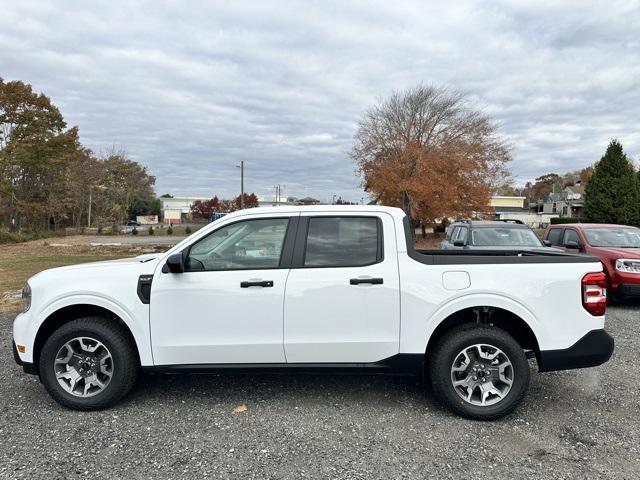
[1,306,639,480]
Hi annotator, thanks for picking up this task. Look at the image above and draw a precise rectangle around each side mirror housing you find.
[164,253,185,273]
[542,239,552,247]
[564,241,581,250]
[453,239,465,247]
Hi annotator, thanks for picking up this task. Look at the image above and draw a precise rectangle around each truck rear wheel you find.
[39,317,139,410]
[429,324,530,420]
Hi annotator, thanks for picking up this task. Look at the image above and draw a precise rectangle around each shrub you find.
[132,227,138,235]
[0,229,65,244]
[550,217,581,224]
[0,229,25,244]
[148,226,155,236]
[167,225,173,235]
[185,226,192,234]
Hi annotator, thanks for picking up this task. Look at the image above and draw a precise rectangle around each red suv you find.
[543,223,640,300]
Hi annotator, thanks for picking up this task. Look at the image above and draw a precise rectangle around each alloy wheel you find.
[450,343,514,406]
[54,337,114,397]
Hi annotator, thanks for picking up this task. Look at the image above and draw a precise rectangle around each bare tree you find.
[350,85,511,224]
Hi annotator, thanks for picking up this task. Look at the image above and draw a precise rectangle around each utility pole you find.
[237,161,244,209]
[88,186,92,227]
[332,194,336,205]
[274,184,285,205]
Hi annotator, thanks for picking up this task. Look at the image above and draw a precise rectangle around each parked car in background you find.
[121,220,142,233]
[543,223,640,300]
[441,220,558,251]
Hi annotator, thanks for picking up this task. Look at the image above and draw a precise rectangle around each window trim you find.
[181,216,298,273]
[291,215,384,269]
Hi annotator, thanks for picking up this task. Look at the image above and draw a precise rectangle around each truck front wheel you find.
[39,317,139,410]
[429,325,530,420]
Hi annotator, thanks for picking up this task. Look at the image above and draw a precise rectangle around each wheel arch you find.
[33,303,142,374]
[423,295,544,367]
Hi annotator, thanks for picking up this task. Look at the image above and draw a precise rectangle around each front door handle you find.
[240,280,274,288]
[350,277,383,285]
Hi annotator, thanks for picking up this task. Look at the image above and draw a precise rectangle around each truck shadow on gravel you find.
[123,372,450,412]
[119,364,561,417]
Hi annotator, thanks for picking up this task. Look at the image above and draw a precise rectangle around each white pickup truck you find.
[13,206,614,419]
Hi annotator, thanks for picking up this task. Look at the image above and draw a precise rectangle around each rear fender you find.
[424,293,546,350]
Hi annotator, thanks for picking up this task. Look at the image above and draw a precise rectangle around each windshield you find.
[583,228,640,248]
[471,227,543,247]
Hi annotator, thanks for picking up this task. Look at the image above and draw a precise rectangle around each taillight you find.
[582,272,607,316]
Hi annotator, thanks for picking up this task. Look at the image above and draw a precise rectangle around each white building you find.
[257,195,298,207]
[160,196,209,224]
[489,196,558,228]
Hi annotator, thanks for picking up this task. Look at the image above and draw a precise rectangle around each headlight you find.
[615,259,640,273]
[21,283,31,312]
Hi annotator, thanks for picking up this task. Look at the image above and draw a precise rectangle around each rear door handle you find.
[350,277,383,285]
[240,280,274,288]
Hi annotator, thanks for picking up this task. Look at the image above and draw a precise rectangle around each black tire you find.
[607,291,621,305]
[39,317,139,410]
[429,324,530,420]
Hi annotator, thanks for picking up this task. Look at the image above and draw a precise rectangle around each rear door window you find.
[304,217,380,267]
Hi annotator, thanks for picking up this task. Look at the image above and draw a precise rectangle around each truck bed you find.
[411,248,601,265]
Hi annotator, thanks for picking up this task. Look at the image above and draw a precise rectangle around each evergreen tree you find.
[584,140,640,225]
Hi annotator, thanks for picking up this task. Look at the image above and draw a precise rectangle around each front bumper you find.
[12,341,37,375]
[614,283,640,299]
[538,329,614,372]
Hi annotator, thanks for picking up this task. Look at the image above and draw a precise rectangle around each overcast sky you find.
[1,1,639,202]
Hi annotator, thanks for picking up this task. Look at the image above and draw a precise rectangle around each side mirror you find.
[564,241,581,250]
[164,253,185,273]
[453,239,465,247]
[542,239,552,247]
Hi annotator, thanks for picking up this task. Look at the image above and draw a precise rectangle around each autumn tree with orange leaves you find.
[350,85,511,227]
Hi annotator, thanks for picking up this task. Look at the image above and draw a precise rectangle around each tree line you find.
[4,77,636,237]
[497,168,592,204]
[0,78,158,232]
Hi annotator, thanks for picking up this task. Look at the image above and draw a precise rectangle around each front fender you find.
[17,294,152,365]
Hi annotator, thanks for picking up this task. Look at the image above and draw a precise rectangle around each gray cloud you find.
[1,0,639,201]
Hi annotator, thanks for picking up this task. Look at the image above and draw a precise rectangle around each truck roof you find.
[223,204,406,218]
[450,220,529,228]
[550,223,639,229]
